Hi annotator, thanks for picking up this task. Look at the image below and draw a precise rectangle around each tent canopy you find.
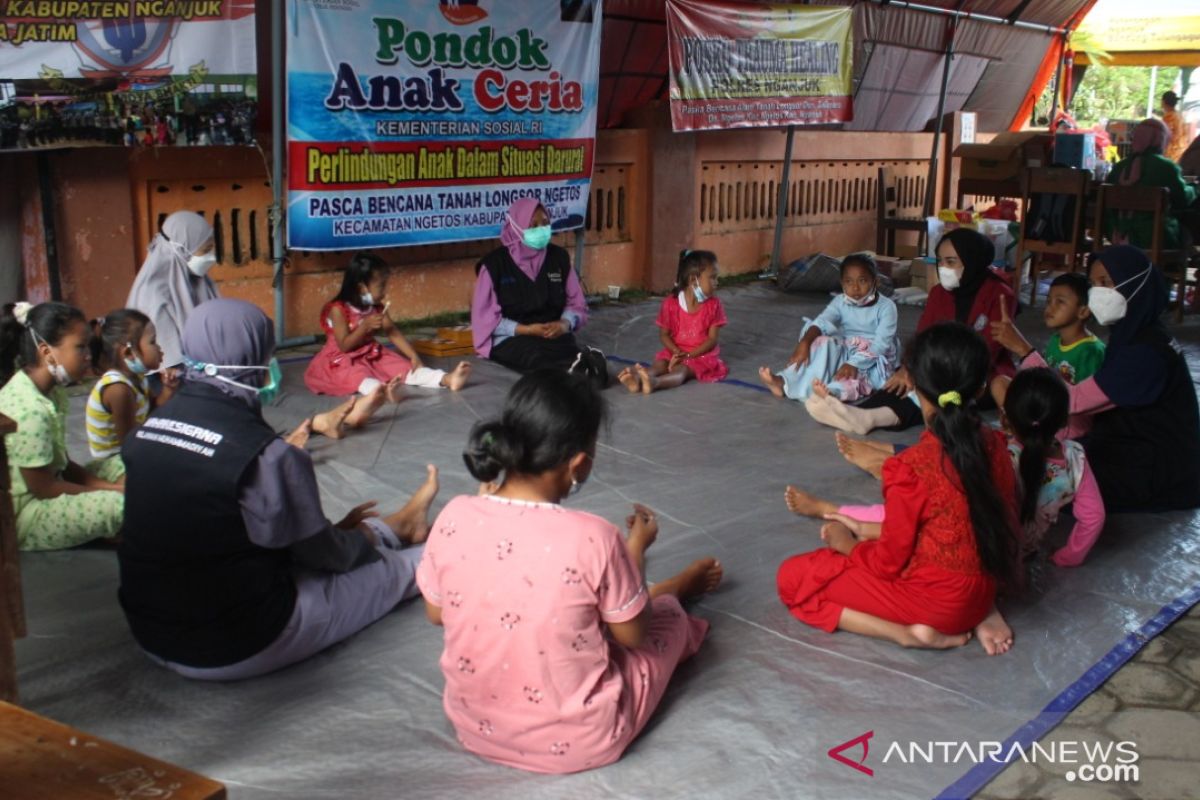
[1075,0,1200,66]
[598,0,1095,132]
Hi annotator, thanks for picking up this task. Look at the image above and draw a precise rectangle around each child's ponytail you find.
[1003,368,1070,526]
[910,323,1016,582]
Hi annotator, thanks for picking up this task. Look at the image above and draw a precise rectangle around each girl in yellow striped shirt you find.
[86,310,170,482]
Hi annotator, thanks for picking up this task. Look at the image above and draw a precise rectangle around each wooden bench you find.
[0,701,226,799]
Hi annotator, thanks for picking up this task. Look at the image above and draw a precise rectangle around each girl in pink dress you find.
[417,371,723,774]
[616,250,728,394]
[304,254,470,419]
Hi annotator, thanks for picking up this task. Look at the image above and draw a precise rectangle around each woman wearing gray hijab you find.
[126,210,220,369]
[117,299,438,680]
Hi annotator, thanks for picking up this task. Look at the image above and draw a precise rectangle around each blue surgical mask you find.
[692,284,708,304]
[124,342,148,375]
[186,356,282,405]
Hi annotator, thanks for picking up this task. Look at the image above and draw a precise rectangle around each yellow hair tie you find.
[938,391,962,408]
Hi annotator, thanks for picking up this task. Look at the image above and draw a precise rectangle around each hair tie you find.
[481,432,495,449]
[94,315,107,328]
[937,390,962,408]
[12,301,33,328]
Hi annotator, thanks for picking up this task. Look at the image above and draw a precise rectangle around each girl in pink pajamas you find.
[417,371,723,773]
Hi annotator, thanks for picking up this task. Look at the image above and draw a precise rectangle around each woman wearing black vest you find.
[471,198,598,376]
[118,299,439,680]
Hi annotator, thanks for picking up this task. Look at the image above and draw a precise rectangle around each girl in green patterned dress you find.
[0,302,124,551]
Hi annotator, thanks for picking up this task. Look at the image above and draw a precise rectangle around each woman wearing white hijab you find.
[126,210,219,368]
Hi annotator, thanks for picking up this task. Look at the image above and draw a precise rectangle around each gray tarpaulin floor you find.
[15,284,1200,799]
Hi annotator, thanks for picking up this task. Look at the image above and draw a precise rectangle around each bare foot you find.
[835,432,890,480]
[759,366,785,398]
[636,363,655,395]
[974,606,1013,656]
[346,385,387,428]
[811,378,831,399]
[311,397,356,439]
[804,394,878,436]
[617,366,640,394]
[443,361,471,392]
[907,624,972,649]
[385,375,406,404]
[385,464,440,544]
[285,418,312,449]
[784,485,837,518]
[651,557,723,601]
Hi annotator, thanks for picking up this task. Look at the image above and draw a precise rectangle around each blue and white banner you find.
[287,0,602,251]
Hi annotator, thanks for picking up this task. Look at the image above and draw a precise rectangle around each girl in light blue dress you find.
[759,254,900,403]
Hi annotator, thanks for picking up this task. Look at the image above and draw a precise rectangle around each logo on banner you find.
[74,16,178,78]
[439,0,488,25]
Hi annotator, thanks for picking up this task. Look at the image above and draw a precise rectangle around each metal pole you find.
[923,15,958,218]
[769,124,795,276]
[1147,66,1158,118]
[271,0,286,344]
[36,153,63,302]
[1048,34,1065,127]
[867,0,1067,35]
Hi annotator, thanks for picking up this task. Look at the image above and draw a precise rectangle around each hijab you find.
[1118,119,1171,186]
[1090,245,1172,407]
[180,298,275,407]
[500,197,549,280]
[941,228,1001,323]
[126,211,219,366]
[471,197,548,356]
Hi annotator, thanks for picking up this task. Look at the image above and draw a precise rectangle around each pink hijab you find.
[471,198,549,356]
[500,197,548,280]
[1120,118,1172,185]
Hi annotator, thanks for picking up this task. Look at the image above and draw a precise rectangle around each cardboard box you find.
[954,131,1051,181]
[1053,132,1096,171]
[909,258,937,292]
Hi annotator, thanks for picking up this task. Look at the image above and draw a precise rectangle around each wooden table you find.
[0,412,24,703]
[0,701,226,799]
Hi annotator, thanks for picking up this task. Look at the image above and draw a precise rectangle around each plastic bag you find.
[778,253,842,294]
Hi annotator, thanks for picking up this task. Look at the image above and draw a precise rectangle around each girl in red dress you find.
[616,250,728,394]
[304,254,470,426]
[776,322,1020,655]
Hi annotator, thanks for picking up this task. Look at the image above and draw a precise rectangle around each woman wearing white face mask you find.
[991,246,1200,511]
[126,210,220,370]
[803,229,1016,437]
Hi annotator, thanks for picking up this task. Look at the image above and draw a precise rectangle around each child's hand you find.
[668,352,687,371]
[820,519,857,555]
[336,500,379,530]
[989,296,1032,357]
[411,356,425,370]
[364,314,386,333]
[788,341,811,367]
[833,363,859,382]
[161,367,180,389]
[626,503,659,546]
[882,366,913,395]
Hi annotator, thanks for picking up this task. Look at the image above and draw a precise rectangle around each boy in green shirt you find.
[1041,272,1105,385]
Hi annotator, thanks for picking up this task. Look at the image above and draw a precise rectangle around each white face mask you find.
[361,291,375,307]
[1088,266,1151,326]
[938,266,961,291]
[29,328,73,386]
[187,252,217,277]
[844,290,876,307]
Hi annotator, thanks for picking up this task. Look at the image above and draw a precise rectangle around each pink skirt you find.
[304,338,413,396]
[653,348,728,383]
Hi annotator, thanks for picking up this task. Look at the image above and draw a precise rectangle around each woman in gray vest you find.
[471,198,606,384]
[117,299,439,680]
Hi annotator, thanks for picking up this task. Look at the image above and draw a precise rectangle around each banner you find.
[287,0,602,251]
[665,0,853,132]
[0,2,257,149]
